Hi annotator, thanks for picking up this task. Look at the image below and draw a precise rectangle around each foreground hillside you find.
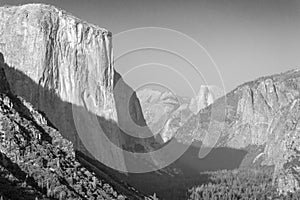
[0,59,150,199]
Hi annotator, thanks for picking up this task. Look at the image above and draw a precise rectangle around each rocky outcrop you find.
[137,87,220,142]
[175,70,300,194]
[0,4,156,172]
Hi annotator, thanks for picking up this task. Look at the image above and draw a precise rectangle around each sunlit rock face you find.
[189,85,220,114]
[0,4,155,171]
[137,86,220,143]
[232,73,300,194]
[0,3,116,136]
[175,70,300,194]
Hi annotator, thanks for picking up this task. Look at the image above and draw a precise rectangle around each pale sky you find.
[1,0,300,97]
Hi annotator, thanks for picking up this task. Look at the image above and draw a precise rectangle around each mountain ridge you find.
[137,86,221,143]
[174,68,300,194]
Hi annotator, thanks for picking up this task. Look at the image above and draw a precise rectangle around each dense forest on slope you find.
[0,62,150,199]
[189,167,300,200]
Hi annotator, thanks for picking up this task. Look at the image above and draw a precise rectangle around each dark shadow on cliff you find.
[0,52,248,200]
[0,52,153,199]
[1,52,157,152]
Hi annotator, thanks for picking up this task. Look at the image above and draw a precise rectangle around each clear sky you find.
[1,0,300,97]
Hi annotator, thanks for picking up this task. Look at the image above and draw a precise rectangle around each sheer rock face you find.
[137,86,220,143]
[0,4,155,171]
[176,70,300,194]
[229,73,300,193]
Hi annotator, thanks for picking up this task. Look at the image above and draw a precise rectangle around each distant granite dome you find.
[137,86,220,142]
[175,69,300,194]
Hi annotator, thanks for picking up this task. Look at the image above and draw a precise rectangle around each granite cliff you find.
[0,4,157,172]
[175,70,300,194]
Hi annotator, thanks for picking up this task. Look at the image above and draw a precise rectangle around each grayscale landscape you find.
[0,1,299,200]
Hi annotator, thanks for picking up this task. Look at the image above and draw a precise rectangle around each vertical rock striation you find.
[0,4,155,172]
[0,3,116,135]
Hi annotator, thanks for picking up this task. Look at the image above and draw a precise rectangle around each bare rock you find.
[0,4,156,172]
